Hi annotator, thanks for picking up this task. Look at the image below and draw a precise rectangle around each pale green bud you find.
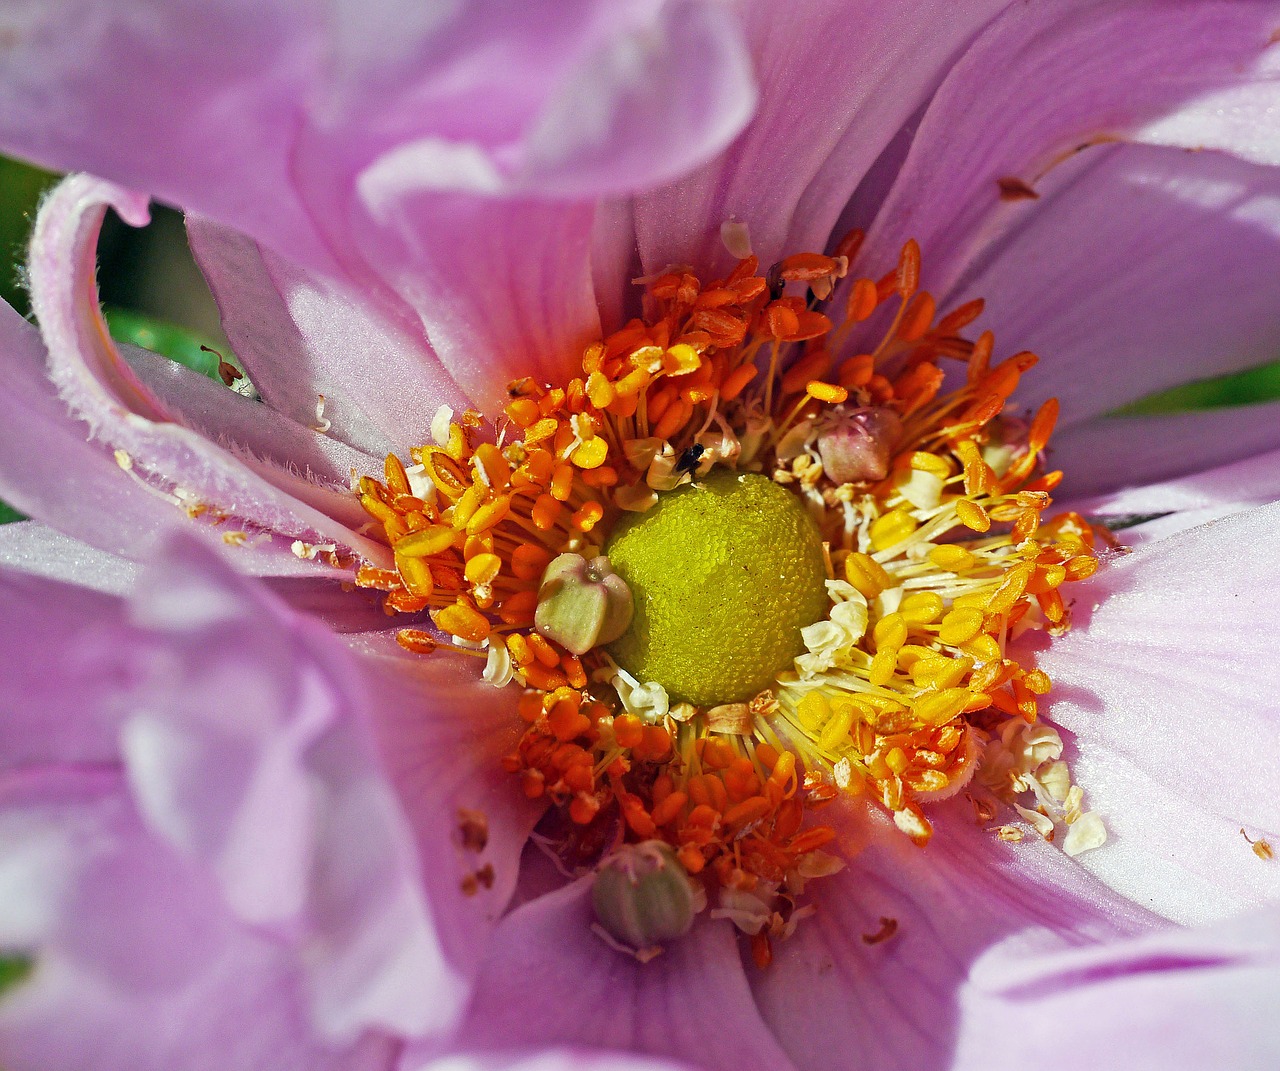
[591,841,698,956]
[534,552,633,656]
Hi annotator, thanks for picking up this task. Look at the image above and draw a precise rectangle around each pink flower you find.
[2,3,1280,1070]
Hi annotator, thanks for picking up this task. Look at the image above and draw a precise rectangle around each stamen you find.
[343,234,1107,962]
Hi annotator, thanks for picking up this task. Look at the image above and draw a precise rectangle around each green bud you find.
[591,841,699,957]
[534,552,633,656]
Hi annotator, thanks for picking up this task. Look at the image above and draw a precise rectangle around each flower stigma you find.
[351,232,1108,966]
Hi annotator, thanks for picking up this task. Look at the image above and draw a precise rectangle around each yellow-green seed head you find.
[605,470,829,705]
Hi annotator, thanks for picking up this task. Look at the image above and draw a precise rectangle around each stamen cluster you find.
[352,233,1105,961]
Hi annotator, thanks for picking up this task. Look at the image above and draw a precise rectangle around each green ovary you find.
[605,470,829,705]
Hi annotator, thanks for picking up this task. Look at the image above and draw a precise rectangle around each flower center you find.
[606,470,827,705]
[347,230,1112,965]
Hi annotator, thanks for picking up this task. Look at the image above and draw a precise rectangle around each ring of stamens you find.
[351,233,1105,965]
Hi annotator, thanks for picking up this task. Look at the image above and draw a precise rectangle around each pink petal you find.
[1051,401,1280,500]
[860,1,1280,298]
[750,800,1156,1071]
[187,217,466,455]
[0,0,342,276]
[0,780,397,1071]
[955,144,1280,432]
[405,1052,702,1071]
[0,520,139,595]
[27,175,391,566]
[123,342,382,489]
[359,646,545,969]
[1029,502,1280,923]
[0,565,132,768]
[347,194,601,412]
[633,0,1010,277]
[1058,443,1280,548]
[441,880,796,1071]
[953,905,1280,1071]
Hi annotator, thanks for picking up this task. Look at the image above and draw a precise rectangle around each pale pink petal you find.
[1052,400,1280,500]
[1058,443,1280,549]
[860,1,1280,299]
[123,343,382,488]
[634,0,1011,277]
[358,648,544,960]
[0,783,396,1071]
[405,1051,701,1071]
[440,881,796,1071]
[186,217,466,455]
[0,521,139,595]
[954,144,1280,431]
[0,0,341,276]
[750,800,1156,1071]
[28,175,391,566]
[953,905,1280,1071]
[348,195,601,411]
[1029,502,1280,923]
[0,566,130,768]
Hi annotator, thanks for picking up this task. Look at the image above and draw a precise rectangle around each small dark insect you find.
[765,260,785,300]
[201,344,243,387]
[675,443,705,474]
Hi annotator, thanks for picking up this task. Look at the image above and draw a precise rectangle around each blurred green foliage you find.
[105,306,233,382]
[0,955,32,998]
[1113,359,1280,415]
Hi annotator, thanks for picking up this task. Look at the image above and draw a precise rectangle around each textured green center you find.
[605,470,829,705]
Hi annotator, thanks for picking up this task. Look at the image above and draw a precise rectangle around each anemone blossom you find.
[3,2,1280,1071]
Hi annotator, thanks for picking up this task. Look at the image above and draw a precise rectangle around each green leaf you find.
[0,500,24,525]
[0,156,58,316]
[1111,359,1280,416]
[104,306,245,386]
[0,955,32,998]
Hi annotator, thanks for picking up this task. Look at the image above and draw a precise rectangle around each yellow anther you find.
[885,747,910,774]
[955,499,991,533]
[474,443,511,487]
[908,451,952,478]
[464,552,502,585]
[928,544,978,572]
[870,508,919,551]
[396,525,459,558]
[869,649,898,687]
[452,482,486,529]
[807,381,849,404]
[913,688,971,726]
[900,591,944,625]
[988,562,1034,613]
[873,613,908,650]
[844,552,895,599]
[796,691,832,729]
[961,634,1002,661]
[395,552,434,598]
[818,703,857,751]
[662,343,701,376]
[571,436,608,469]
[586,370,616,408]
[939,607,984,646]
[467,494,512,535]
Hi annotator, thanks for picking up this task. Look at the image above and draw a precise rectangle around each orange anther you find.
[720,362,759,401]
[634,726,673,763]
[807,381,848,404]
[384,453,410,495]
[435,601,490,643]
[550,462,575,501]
[723,796,772,830]
[527,632,562,669]
[532,494,563,531]
[395,629,437,655]
[498,589,539,626]
[651,791,689,827]
[702,738,736,770]
[512,543,553,581]
[571,501,604,532]
[613,714,644,749]
[846,277,879,322]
